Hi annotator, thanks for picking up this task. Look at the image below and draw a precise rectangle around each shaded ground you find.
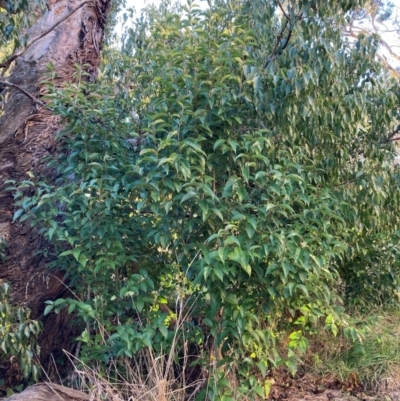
[271,388,399,401]
[1,380,400,400]
[268,374,400,401]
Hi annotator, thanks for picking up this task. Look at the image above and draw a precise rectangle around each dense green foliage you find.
[0,283,42,381]
[5,0,400,398]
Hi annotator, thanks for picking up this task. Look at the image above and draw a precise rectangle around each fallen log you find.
[5,382,90,401]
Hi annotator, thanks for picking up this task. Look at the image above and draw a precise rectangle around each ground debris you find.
[266,371,400,401]
[269,387,400,401]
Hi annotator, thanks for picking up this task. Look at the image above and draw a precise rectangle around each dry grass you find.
[53,308,400,400]
[65,347,206,401]
[300,310,400,394]
[63,294,208,401]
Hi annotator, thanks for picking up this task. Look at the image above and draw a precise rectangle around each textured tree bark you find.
[0,0,111,382]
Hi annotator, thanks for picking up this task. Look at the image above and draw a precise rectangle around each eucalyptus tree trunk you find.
[0,0,111,379]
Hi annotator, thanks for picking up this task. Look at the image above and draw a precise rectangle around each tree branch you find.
[0,80,45,106]
[264,19,289,68]
[0,0,91,72]
[277,1,290,20]
[264,6,303,69]
[384,124,400,142]
[344,24,400,78]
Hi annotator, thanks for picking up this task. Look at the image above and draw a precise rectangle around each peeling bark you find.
[0,0,111,382]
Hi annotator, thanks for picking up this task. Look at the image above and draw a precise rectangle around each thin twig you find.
[384,124,400,142]
[264,19,289,68]
[51,353,63,385]
[277,1,290,20]
[0,80,45,105]
[264,8,303,69]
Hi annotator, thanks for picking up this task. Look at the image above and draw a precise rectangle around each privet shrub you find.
[8,0,400,398]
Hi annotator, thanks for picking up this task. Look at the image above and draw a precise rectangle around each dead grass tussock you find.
[65,347,206,401]
[63,294,209,401]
